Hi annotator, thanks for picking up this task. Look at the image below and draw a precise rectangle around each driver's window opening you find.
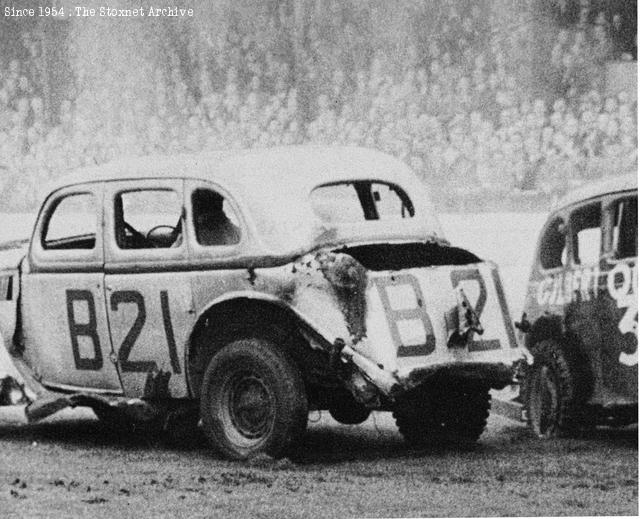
[310,181,415,223]
[191,188,241,246]
[539,216,567,270]
[43,192,97,250]
[115,189,183,249]
[570,203,602,266]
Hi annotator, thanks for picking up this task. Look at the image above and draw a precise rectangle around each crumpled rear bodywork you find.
[246,243,525,406]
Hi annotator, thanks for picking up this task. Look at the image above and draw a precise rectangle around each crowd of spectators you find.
[0,0,636,211]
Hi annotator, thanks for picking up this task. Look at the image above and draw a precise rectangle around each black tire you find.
[525,339,589,438]
[200,338,308,460]
[393,384,491,449]
[329,399,371,425]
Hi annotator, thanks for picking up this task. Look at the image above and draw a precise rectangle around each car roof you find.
[554,172,638,210]
[50,146,421,193]
[46,146,445,256]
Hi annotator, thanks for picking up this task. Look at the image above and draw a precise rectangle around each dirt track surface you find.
[0,407,636,518]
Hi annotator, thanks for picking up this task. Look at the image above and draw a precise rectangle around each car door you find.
[21,183,123,392]
[103,178,194,399]
[527,210,570,317]
[565,199,605,397]
[599,193,637,400]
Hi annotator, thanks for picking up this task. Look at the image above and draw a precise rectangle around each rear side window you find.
[539,216,567,269]
[191,188,241,246]
[570,202,602,266]
[43,193,96,250]
[612,196,637,259]
[310,181,414,223]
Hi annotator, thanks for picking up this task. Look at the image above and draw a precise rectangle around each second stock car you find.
[0,147,525,459]
[519,173,638,437]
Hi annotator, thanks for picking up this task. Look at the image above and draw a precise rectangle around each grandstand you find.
[0,0,636,211]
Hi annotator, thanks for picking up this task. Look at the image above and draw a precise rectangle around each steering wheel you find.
[146,225,178,248]
[123,221,155,248]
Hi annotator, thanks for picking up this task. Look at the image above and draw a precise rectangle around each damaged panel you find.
[360,259,524,381]
[314,251,368,341]
[241,242,524,400]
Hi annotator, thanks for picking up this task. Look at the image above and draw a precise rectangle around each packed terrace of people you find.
[0,0,636,210]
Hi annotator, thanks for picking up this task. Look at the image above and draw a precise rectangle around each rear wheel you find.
[200,338,308,460]
[394,383,491,449]
[525,340,589,438]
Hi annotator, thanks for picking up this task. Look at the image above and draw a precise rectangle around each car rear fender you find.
[189,290,341,349]
[187,289,397,403]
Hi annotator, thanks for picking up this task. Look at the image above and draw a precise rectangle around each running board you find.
[25,393,159,423]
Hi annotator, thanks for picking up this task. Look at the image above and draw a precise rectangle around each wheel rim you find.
[533,365,559,437]
[220,370,275,448]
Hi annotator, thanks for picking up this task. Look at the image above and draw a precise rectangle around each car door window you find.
[612,196,637,259]
[191,188,241,246]
[539,216,568,269]
[570,202,602,266]
[43,192,97,250]
[115,189,183,249]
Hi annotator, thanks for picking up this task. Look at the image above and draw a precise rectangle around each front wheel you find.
[525,340,588,438]
[200,338,308,460]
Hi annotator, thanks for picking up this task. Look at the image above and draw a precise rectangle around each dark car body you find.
[521,173,637,433]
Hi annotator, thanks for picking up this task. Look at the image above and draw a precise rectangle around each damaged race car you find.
[518,173,637,437]
[0,146,525,459]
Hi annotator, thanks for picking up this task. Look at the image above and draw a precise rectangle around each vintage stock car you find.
[0,146,525,459]
[519,173,637,437]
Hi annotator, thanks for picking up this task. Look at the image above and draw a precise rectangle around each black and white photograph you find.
[0,0,637,517]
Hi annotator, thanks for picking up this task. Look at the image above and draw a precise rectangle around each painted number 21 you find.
[66,289,181,374]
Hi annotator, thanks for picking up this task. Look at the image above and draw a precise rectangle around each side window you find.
[539,216,567,269]
[43,193,96,250]
[570,202,602,266]
[310,181,414,223]
[191,189,241,246]
[115,189,183,249]
[612,196,638,259]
